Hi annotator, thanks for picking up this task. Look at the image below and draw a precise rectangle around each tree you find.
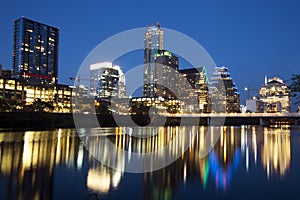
[7,99,25,111]
[30,99,54,112]
[95,101,111,115]
[0,99,10,112]
[290,74,300,104]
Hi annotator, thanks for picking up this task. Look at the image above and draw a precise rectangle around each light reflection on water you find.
[0,126,298,199]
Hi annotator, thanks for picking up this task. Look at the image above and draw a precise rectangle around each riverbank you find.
[0,112,299,129]
[0,112,75,129]
[0,112,170,128]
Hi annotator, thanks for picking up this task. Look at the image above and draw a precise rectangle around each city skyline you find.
[0,15,297,113]
[0,16,296,112]
[0,1,300,108]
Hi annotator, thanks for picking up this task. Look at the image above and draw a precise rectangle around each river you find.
[0,125,299,199]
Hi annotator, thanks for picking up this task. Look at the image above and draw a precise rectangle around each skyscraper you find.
[143,23,164,97]
[90,62,126,99]
[12,17,59,85]
[153,49,179,100]
[209,66,240,113]
[259,77,290,113]
[179,67,210,113]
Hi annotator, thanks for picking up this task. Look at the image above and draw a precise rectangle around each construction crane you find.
[69,75,91,87]
[244,86,258,100]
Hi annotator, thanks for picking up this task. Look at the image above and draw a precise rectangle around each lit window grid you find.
[0,78,72,112]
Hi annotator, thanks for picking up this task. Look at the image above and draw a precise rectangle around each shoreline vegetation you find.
[0,112,299,129]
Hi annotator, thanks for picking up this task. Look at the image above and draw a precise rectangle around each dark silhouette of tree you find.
[166,104,180,114]
[0,99,10,112]
[30,99,54,112]
[8,99,25,111]
[290,74,300,104]
[95,101,111,115]
[0,99,25,112]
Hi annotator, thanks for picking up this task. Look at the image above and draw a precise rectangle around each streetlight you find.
[244,86,258,100]
[244,87,250,100]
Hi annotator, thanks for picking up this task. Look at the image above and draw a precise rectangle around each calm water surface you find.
[0,125,299,200]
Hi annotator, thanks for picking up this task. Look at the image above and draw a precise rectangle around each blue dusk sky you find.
[0,0,300,105]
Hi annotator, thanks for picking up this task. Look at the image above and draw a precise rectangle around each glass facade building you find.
[209,66,240,113]
[179,67,210,113]
[153,49,179,100]
[143,23,164,97]
[12,17,59,85]
[90,62,126,99]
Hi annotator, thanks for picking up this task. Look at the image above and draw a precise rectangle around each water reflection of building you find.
[87,164,123,194]
[84,126,245,197]
[0,129,83,199]
[127,126,243,197]
[85,128,125,194]
[0,126,293,199]
[140,126,195,200]
[261,128,291,177]
[138,126,292,198]
[208,127,242,190]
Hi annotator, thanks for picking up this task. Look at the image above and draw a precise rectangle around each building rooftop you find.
[179,67,205,74]
[14,16,59,30]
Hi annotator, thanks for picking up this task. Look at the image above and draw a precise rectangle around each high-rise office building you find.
[90,62,126,99]
[143,23,164,97]
[259,77,290,113]
[179,67,210,113]
[12,17,59,85]
[153,49,179,100]
[209,66,240,113]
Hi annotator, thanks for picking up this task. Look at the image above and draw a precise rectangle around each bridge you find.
[158,113,300,126]
[65,112,300,127]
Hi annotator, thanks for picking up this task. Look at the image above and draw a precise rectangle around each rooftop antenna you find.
[157,22,160,28]
[264,75,267,85]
